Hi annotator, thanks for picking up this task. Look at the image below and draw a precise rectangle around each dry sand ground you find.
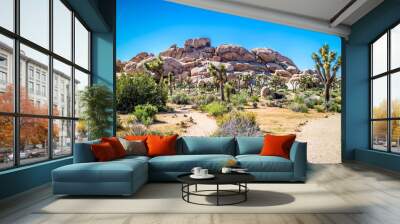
[125,103,341,164]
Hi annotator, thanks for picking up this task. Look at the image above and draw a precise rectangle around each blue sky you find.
[117,0,341,71]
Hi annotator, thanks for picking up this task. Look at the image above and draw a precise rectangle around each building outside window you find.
[0,0,92,170]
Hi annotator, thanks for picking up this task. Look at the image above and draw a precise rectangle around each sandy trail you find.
[174,106,218,136]
[297,114,341,164]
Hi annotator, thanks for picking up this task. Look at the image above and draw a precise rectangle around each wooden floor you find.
[1,162,400,224]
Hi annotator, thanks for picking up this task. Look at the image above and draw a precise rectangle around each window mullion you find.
[388,30,391,153]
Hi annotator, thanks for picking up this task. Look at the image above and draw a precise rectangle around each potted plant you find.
[79,84,114,140]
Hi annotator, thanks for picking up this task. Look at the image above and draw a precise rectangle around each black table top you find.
[177,172,255,185]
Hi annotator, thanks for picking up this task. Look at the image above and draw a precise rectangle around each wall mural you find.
[116,0,342,163]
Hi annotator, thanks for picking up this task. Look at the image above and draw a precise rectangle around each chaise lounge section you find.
[52,136,307,196]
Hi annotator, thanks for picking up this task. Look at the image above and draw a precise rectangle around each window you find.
[53,0,72,60]
[0,34,14,113]
[20,0,49,48]
[370,23,400,153]
[0,0,91,170]
[0,0,14,32]
[74,18,90,70]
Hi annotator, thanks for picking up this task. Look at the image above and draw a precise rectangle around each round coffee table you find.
[177,173,255,206]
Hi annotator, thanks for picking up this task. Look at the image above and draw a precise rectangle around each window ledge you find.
[0,156,72,175]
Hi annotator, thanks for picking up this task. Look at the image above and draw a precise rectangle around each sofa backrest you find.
[73,139,100,163]
[235,136,264,155]
[178,136,236,155]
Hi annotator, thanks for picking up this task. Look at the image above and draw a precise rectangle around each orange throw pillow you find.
[146,135,178,157]
[260,134,296,159]
[91,142,117,162]
[125,135,148,141]
[101,137,126,158]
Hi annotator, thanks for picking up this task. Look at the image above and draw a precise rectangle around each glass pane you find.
[391,72,400,118]
[20,0,49,49]
[372,33,387,76]
[0,0,14,31]
[53,59,72,117]
[0,34,14,112]
[74,69,89,118]
[20,44,49,115]
[372,121,388,151]
[20,117,49,165]
[74,18,89,70]
[391,24,400,70]
[53,0,72,60]
[372,76,387,119]
[75,120,88,143]
[53,119,72,157]
[0,116,14,170]
[391,120,400,153]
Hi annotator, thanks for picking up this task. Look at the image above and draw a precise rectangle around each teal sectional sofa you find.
[52,137,307,196]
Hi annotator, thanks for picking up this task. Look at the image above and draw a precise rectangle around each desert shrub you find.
[214,111,262,136]
[314,105,325,113]
[289,102,309,113]
[192,94,216,108]
[304,95,323,109]
[327,101,341,113]
[171,92,191,104]
[133,104,158,125]
[116,72,168,113]
[250,95,260,102]
[293,94,305,104]
[231,92,248,107]
[334,96,341,104]
[202,102,229,117]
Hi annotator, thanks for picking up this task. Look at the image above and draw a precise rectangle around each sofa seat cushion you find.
[236,155,293,172]
[53,159,147,183]
[149,155,235,172]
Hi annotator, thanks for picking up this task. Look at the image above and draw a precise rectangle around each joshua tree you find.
[144,56,164,84]
[208,63,228,101]
[268,73,287,92]
[166,72,175,96]
[312,44,341,107]
[224,82,234,103]
[240,72,254,96]
[289,75,300,92]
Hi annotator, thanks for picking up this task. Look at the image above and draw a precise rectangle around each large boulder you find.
[260,86,271,98]
[162,57,183,75]
[215,44,256,62]
[129,52,154,63]
[274,69,292,79]
[252,48,276,63]
[184,38,211,49]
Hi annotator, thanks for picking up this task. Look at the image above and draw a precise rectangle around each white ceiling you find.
[167,0,384,38]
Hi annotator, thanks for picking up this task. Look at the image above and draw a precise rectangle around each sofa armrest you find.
[289,141,307,181]
[73,140,100,163]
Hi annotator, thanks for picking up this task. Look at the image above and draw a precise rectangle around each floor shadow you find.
[203,190,295,207]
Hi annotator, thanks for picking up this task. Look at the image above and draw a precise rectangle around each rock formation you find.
[122,38,301,84]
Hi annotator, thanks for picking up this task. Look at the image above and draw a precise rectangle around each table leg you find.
[217,184,219,206]
[195,184,198,192]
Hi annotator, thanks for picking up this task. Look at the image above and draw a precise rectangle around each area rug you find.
[37,183,361,214]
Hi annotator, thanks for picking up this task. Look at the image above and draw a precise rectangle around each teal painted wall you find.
[344,0,400,170]
[0,0,115,200]
[92,32,116,135]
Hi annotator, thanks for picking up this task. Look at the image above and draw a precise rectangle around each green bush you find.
[314,105,325,113]
[171,92,191,104]
[304,95,322,109]
[328,102,341,113]
[116,72,168,113]
[334,96,341,104]
[133,104,158,125]
[250,95,260,102]
[289,102,309,113]
[231,92,248,107]
[202,102,229,117]
[192,94,216,108]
